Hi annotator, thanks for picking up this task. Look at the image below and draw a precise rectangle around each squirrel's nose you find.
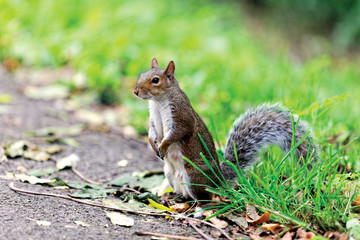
[133,89,139,96]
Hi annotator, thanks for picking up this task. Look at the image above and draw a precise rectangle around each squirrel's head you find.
[133,58,176,100]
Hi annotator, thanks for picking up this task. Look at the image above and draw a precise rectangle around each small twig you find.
[71,168,102,184]
[136,231,200,240]
[188,220,213,240]
[8,182,233,240]
[120,187,141,195]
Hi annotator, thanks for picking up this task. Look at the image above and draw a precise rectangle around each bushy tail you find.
[221,103,319,180]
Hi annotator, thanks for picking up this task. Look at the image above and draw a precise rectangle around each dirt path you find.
[0,69,203,240]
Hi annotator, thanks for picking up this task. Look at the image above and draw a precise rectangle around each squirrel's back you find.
[221,103,319,180]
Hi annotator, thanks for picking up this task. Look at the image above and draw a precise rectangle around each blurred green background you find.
[1,0,359,166]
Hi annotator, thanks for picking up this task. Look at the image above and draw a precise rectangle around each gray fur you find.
[221,103,319,180]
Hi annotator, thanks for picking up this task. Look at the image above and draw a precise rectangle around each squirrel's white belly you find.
[164,143,194,199]
[149,100,194,198]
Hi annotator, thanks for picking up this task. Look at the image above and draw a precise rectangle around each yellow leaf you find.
[148,199,171,212]
[160,187,173,194]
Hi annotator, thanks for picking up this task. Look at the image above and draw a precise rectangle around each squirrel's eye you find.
[151,77,160,84]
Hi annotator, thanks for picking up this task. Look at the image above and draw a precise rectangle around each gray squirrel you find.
[133,58,318,200]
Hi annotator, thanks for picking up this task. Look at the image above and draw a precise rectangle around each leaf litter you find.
[56,154,80,170]
[3,140,63,161]
[106,211,134,227]
[4,136,358,239]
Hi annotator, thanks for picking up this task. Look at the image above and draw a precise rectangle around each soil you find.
[0,70,206,240]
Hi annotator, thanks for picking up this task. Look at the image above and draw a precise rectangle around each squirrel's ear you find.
[165,61,175,78]
[151,58,159,69]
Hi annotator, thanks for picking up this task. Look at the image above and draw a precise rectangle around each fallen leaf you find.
[0,94,12,104]
[74,221,91,227]
[246,204,270,225]
[6,172,55,185]
[4,140,35,158]
[135,174,165,192]
[23,150,51,161]
[203,210,228,229]
[250,233,261,240]
[36,220,51,226]
[170,203,191,213]
[24,85,70,100]
[148,199,171,212]
[261,223,282,234]
[58,138,79,147]
[106,211,134,227]
[254,226,269,235]
[160,187,173,194]
[281,232,294,240]
[27,167,55,177]
[40,145,64,154]
[27,124,84,137]
[110,172,165,192]
[247,204,260,220]
[296,228,316,239]
[4,141,57,161]
[324,231,348,240]
[225,213,248,230]
[210,230,222,238]
[56,154,80,170]
[70,188,116,199]
[66,181,107,190]
[116,160,129,167]
[110,173,139,187]
[352,194,360,211]
[103,199,164,214]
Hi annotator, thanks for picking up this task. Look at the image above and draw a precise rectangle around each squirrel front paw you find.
[149,138,162,158]
[158,141,169,159]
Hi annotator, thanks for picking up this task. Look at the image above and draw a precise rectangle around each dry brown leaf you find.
[261,223,282,234]
[324,231,348,240]
[246,204,271,225]
[281,232,294,240]
[203,210,228,229]
[250,233,261,240]
[170,203,190,213]
[246,212,271,225]
[352,194,360,211]
[209,230,222,238]
[296,228,315,240]
[247,204,260,220]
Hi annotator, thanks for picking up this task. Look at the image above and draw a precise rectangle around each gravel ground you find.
[0,70,205,240]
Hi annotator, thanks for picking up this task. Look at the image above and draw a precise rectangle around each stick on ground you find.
[136,231,200,240]
[8,182,233,240]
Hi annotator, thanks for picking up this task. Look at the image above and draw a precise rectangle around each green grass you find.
[1,0,360,233]
[185,128,359,232]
